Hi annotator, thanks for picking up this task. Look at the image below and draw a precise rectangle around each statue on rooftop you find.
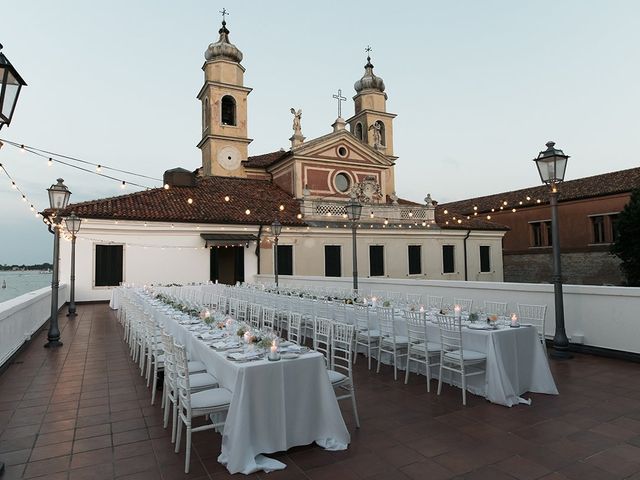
[290,108,302,135]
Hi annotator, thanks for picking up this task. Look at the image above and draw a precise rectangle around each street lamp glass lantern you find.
[534,141,569,185]
[0,44,27,130]
[345,199,362,222]
[64,211,82,235]
[48,178,71,210]
[271,219,282,237]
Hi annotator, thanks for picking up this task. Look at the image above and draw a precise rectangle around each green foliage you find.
[611,189,640,286]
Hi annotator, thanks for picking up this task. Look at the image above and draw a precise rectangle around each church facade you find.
[55,19,507,302]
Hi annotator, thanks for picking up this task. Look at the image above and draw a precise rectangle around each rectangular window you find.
[610,214,619,242]
[95,245,123,287]
[530,221,553,247]
[369,245,385,277]
[531,222,543,247]
[545,221,553,246]
[442,245,455,274]
[324,245,341,277]
[408,245,422,275]
[592,216,606,243]
[479,246,491,273]
[276,245,293,276]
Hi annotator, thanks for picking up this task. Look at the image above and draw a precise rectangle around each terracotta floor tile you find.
[72,433,112,453]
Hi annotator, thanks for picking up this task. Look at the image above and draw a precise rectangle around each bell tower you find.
[197,12,252,177]
[346,48,397,158]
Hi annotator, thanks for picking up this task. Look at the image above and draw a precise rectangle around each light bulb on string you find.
[96,165,102,173]
[21,195,26,202]
[224,195,230,202]
[11,181,17,189]
[164,184,170,190]
[187,198,193,204]
[121,181,126,189]
[279,204,285,211]
[245,209,250,215]
[19,144,25,152]
[47,158,53,167]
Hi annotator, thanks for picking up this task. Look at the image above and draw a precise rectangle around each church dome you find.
[205,20,243,63]
[354,55,385,93]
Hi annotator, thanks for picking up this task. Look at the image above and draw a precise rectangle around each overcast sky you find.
[1,0,639,264]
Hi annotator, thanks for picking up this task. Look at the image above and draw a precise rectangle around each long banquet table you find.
[363,309,558,407]
[135,291,350,475]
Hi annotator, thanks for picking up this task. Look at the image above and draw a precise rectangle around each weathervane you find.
[332,89,346,118]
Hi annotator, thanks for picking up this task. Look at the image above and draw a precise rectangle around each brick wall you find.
[504,251,623,285]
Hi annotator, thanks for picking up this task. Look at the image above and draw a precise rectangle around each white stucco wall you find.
[58,220,260,302]
[260,228,505,281]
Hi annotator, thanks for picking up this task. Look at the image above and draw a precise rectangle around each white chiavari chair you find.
[287,312,302,345]
[262,306,276,331]
[426,295,443,310]
[248,303,261,329]
[453,298,473,313]
[313,316,333,366]
[376,306,408,380]
[404,310,441,391]
[173,343,230,474]
[484,301,507,318]
[329,322,360,428]
[353,304,380,370]
[517,304,548,352]
[436,314,486,406]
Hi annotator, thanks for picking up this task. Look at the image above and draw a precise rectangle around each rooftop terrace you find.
[1,304,640,479]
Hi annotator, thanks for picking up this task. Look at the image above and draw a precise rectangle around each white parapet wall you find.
[255,275,640,355]
[0,284,67,369]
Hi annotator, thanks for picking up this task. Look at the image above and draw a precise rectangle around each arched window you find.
[376,121,386,146]
[221,95,236,126]
[202,97,209,131]
[354,122,364,141]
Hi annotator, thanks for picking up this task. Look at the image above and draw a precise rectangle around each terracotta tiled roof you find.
[53,176,304,226]
[441,166,640,215]
[243,150,290,168]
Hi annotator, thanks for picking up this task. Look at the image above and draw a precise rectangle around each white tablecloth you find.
[142,295,350,475]
[109,287,121,310]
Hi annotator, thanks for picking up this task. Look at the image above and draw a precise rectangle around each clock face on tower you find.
[217,146,242,171]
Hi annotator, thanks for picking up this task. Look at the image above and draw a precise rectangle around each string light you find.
[279,204,285,211]
[224,195,230,202]
[96,164,102,173]
[0,163,41,219]
[121,181,126,189]
[164,183,170,190]
[187,198,193,204]
[0,139,156,190]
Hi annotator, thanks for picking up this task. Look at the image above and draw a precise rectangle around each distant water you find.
[0,271,52,304]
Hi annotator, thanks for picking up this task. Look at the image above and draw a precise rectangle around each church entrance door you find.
[210,246,245,285]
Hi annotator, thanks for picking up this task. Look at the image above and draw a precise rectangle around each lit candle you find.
[511,313,518,326]
[268,340,280,361]
[454,305,461,317]
[243,331,251,343]
[371,296,377,307]
[419,305,425,313]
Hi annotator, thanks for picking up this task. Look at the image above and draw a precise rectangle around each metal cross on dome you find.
[365,45,372,59]
[332,89,346,118]
[220,8,229,21]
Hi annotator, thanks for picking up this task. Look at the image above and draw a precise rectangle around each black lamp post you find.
[64,212,82,317]
[271,219,283,288]
[533,141,572,359]
[0,44,27,131]
[45,178,71,348]
[345,195,363,292]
